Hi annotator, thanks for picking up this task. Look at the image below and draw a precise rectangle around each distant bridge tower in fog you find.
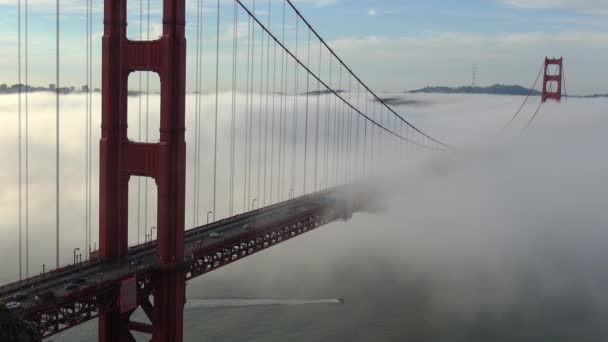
[503,57,568,129]
[541,57,565,103]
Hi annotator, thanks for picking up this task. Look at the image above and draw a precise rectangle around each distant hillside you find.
[579,94,608,98]
[305,89,345,96]
[407,84,540,96]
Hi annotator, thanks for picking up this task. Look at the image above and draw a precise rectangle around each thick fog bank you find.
[185,95,608,341]
[20,94,608,341]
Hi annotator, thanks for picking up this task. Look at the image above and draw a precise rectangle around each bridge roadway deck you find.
[0,184,367,337]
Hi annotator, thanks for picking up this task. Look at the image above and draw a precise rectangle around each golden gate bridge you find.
[0,0,563,340]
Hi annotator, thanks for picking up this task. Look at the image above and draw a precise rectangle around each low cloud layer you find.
[182,95,608,341]
[6,93,608,341]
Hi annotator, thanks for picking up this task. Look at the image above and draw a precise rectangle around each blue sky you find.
[310,0,604,37]
[0,0,607,94]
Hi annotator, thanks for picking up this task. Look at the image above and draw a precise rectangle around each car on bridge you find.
[12,292,28,301]
[38,290,55,302]
[209,232,223,239]
[74,277,87,284]
[5,301,21,310]
[65,283,79,291]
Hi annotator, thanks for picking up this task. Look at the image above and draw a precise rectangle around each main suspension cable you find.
[503,61,544,130]
[283,0,450,150]
[235,0,436,150]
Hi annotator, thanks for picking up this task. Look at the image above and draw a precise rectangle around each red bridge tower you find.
[99,0,186,340]
[541,57,563,103]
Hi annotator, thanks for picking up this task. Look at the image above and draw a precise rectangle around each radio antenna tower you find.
[472,64,478,86]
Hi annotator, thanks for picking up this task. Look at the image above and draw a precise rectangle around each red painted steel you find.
[17,198,349,339]
[3,184,371,339]
[120,277,137,314]
[100,0,186,339]
[541,57,563,103]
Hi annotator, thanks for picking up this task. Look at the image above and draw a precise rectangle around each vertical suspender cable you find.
[278,0,286,201]
[18,0,22,280]
[355,83,360,180]
[87,0,90,253]
[370,94,375,175]
[363,90,368,177]
[89,0,93,253]
[378,105,383,171]
[87,0,93,253]
[337,66,343,184]
[192,0,201,226]
[324,56,331,190]
[405,124,409,161]
[247,0,256,210]
[281,48,288,200]
[212,0,220,220]
[378,106,386,167]
[55,0,60,269]
[390,117,394,159]
[144,0,150,234]
[85,0,89,253]
[393,115,396,158]
[341,67,346,183]
[257,4,265,207]
[137,0,143,241]
[86,0,91,251]
[396,119,400,157]
[378,105,382,168]
[230,0,238,216]
[400,121,403,159]
[269,0,277,204]
[276,22,283,201]
[25,0,29,277]
[345,74,351,183]
[262,0,271,206]
[196,0,203,223]
[313,40,321,192]
[303,29,310,194]
[332,65,338,186]
[290,17,299,198]
[244,9,251,212]
[395,117,398,157]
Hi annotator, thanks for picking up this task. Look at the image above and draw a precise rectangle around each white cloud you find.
[293,0,341,7]
[368,9,376,16]
[499,0,608,12]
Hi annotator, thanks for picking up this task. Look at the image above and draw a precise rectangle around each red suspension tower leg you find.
[152,0,187,340]
[100,0,187,339]
[99,0,130,339]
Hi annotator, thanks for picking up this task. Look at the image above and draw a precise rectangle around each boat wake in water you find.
[185,298,344,309]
